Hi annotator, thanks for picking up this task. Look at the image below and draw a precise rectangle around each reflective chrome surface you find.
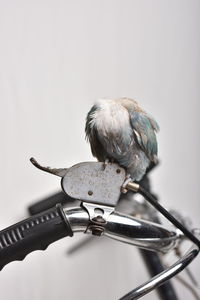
[64,206,180,252]
[63,206,89,232]
[120,243,199,300]
[64,205,199,300]
[104,211,180,253]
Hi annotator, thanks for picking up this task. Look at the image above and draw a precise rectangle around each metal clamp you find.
[82,202,114,236]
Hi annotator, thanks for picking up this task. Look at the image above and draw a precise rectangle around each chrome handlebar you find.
[64,206,180,253]
[63,205,199,300]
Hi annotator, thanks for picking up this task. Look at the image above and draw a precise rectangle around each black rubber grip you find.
[0,205,72,270]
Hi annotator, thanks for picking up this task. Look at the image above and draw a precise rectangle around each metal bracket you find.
[82,202,114,236]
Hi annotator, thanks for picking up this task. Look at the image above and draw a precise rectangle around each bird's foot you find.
[102,159,114,170]
[121,175,132,193]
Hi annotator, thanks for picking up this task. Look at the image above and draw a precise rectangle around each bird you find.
[85,98,159,182]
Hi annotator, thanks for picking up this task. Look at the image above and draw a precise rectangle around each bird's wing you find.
[98,129,132,158]
[85,104,132,161]
[129,109,159,162]
[85,105,107,161]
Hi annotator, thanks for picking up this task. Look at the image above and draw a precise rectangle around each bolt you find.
[92,216,106,224]
[90,226,104,236]
[88,190,93,196]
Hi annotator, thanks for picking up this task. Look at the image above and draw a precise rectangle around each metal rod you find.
[140,249,178,300]
[120,244,199,300]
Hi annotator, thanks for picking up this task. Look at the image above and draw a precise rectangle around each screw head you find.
[90,226,104,236]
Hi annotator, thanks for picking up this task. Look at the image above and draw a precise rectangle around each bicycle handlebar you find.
[0,204,180,271]
[0,203,199,300]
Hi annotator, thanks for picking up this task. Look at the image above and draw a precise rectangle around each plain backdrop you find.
[0,1,199,299]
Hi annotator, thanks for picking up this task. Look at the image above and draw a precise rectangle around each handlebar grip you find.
[0,204,73,270]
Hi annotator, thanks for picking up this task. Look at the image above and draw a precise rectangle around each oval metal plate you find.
[61,162,126,206]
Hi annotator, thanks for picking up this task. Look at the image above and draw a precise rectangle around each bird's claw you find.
[102,159,109,170]
[102,159,115,170]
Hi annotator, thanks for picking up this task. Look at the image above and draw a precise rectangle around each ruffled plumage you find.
[85,98,159,181]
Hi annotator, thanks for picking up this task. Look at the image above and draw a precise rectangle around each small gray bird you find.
[85,98,159,182]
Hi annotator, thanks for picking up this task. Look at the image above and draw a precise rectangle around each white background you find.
[0,0,199,299]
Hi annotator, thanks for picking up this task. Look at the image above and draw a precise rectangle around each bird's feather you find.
[85,105,107,161]
[129,110,159,162]
[85,98,159,181]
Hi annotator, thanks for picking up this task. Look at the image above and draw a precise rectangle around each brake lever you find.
[30,158,126,207]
